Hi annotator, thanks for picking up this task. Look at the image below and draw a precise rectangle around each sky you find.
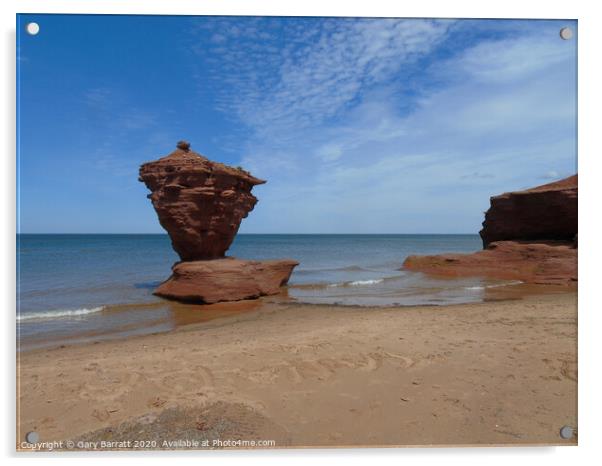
[17,15,577,234]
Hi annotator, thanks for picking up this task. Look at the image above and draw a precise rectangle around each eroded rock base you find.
[403,241,577,286]
[155,258,299,304]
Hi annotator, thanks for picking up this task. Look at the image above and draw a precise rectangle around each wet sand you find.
[17,291,577,449]
[18,299,267,352]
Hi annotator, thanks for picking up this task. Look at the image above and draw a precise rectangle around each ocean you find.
[17,234,519,350]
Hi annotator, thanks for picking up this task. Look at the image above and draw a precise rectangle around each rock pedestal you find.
[154,259,299,304]
[140,141,298,303]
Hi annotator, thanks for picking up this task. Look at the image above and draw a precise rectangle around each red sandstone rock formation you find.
[139,142,266,261]
[480,175,577,247]
[140,141,298,303]
[403,240,576,286]
[403,175,578,285]
[154,258,299,304]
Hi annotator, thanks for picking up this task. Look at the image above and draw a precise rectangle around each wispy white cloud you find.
[188,19,576,233]
[438,33,573,84]
[191,18,453,139]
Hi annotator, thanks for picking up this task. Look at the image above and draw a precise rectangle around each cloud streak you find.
[191,18,453,138]
[190,19,576,234]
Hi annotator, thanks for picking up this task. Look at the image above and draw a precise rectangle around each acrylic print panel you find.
[16,14,577,450]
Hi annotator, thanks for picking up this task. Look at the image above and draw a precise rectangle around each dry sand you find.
[17,292,577,449]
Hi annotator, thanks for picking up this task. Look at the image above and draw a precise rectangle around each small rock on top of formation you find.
[176,140,191,151]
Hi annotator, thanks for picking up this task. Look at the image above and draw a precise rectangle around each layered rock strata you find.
[479,175,577,247]
[139,141,266,261]
[140,142,298,303]
[154,258,299,304]
[403,240,576,286]
[403,175,577,285]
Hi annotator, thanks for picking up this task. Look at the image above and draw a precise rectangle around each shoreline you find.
[17,281,575,353]
[17,290,577,448]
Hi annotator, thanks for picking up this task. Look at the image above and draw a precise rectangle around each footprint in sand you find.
[379,351,415,368]
[246,360,335,384]
[293,360,335,380]
[236,350,416,387]
[78,371,146,401]
[160,365,215,392]
[559,360,577,381]
[411,352,447,368]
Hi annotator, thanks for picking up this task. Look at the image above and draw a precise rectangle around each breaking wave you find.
[17,306,105,322]
[464,280,523,291]
[328,278,385,288]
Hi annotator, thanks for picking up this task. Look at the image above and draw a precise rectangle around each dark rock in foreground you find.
[71,402,290,450]
[154,258,299,304]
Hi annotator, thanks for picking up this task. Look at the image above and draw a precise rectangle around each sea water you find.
[17,234,518,349]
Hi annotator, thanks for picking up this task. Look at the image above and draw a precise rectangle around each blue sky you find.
[17,15,577,233]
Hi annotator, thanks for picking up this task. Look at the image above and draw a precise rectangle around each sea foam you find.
[349,279,385,286]
[465,280,523,291]
[17,306,105,322]
[328,278,385,287]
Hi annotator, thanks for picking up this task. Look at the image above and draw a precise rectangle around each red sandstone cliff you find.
[404,175,578,285]
[479,175,577,247]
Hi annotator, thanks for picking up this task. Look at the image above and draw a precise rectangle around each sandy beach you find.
[17,290,577,449]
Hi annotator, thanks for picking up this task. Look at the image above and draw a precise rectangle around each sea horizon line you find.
[16,232,479,236]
